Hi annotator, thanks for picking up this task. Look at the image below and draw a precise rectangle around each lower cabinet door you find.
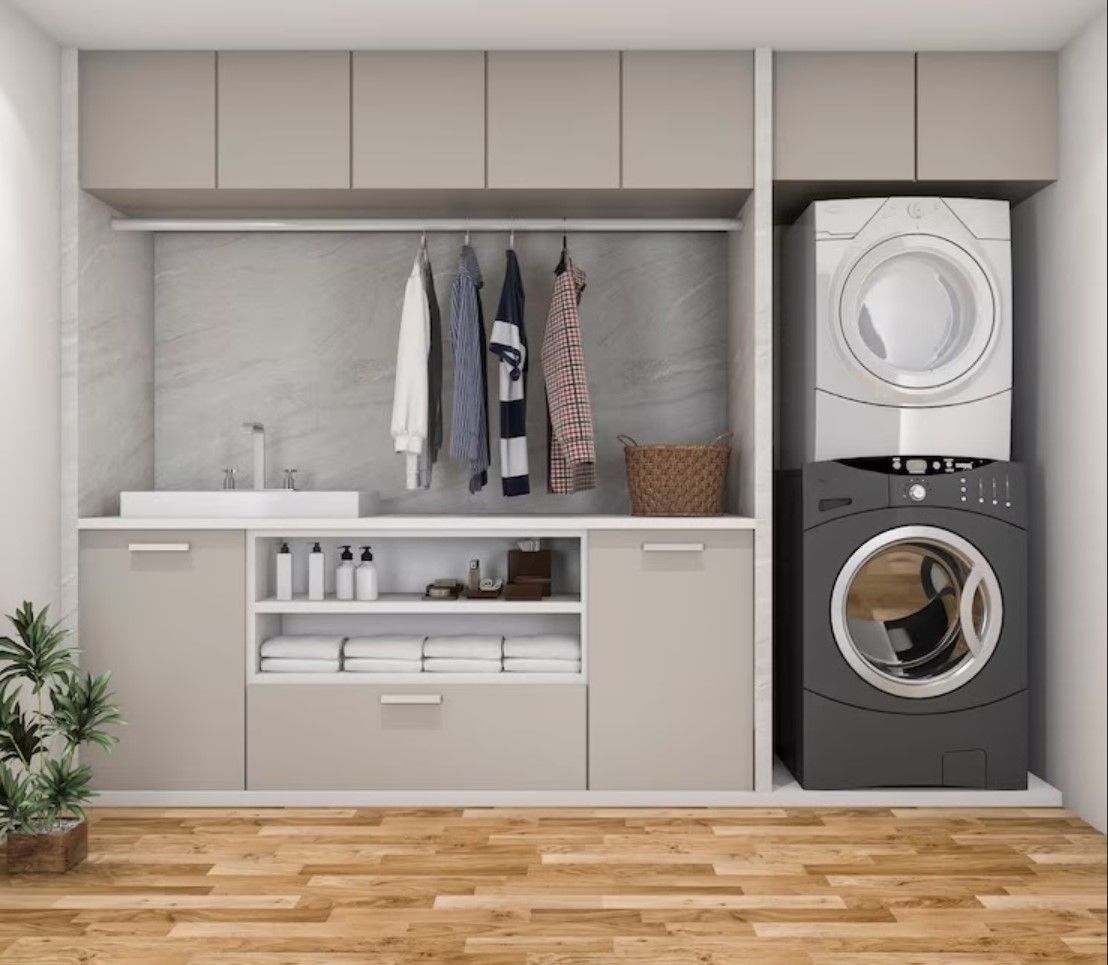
[247,684,586,790]
[79,530,246,790]
[588,530,754,790]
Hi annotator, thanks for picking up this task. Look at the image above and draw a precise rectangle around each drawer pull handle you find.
[380,694,442,706]
[128,542,191,553]
[642,542,705,553]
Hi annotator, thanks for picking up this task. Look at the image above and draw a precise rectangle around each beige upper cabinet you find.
[217,51,351,189]
[623,52,754,189]
[917,52,1058,181]
[774,52,916,181]
[487,52,620,189]
[80,52,216,189]
[352,52,485,189]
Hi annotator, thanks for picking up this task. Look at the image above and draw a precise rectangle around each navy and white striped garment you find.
[489,250,529,496]
[448,245,490,494]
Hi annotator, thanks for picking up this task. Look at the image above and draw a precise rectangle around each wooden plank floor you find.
[1,807,1104,963]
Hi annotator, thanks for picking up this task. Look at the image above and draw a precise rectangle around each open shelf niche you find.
[246,530,586,685]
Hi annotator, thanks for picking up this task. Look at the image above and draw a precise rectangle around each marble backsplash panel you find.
[153,231,727,513]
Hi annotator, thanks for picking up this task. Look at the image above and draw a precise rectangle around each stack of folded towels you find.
[259,634,343,673]
[503,634,582,673]
[343,635,424,673]
[423,635,503,673]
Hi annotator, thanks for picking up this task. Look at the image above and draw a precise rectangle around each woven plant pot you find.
[619,433,732,516]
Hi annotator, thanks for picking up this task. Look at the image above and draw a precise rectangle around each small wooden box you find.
[508,550,552,597]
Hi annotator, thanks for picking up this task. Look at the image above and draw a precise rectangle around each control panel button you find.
[907,483,928,502]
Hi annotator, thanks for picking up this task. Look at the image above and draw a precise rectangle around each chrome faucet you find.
[242,422,266,490]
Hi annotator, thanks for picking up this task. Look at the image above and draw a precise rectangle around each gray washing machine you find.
[775,457,1028,790]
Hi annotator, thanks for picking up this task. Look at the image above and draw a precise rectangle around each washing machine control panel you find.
[833,457,1026,526]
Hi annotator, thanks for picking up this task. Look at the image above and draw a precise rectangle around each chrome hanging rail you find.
[110,217,741,233]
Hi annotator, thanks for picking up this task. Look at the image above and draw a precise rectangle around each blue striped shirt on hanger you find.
[448,245,490,493]
[489,249,529,496]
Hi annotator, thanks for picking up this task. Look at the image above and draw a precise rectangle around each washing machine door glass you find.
[830,525,1003,698]
[839,235,997,392]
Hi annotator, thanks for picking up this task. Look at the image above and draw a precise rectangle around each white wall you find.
[0,0,61,618]
[1013,11,1107,833]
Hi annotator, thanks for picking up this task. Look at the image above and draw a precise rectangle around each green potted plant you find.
[0,602,122,873]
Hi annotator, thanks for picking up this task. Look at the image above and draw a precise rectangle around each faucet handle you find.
[282,469,298,491]
[222,468,237,490]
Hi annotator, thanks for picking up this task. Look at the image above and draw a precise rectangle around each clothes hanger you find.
[555,230,569,275]
[508,227,515,250]
[464,228,471,246]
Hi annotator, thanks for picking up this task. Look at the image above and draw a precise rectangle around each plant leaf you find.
[47,671,124,751]
[0,602,76,693]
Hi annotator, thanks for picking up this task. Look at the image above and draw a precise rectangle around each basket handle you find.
[708,432,733,447]
[617,434,639,448]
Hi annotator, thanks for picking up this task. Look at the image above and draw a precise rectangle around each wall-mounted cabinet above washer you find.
[352,52,486,189]
[774,50,1057,184]
[79,51,217,189]
[217,52,351,189]
[622,51,754,189]
[916,53,1058,182]
[774,52,916,181]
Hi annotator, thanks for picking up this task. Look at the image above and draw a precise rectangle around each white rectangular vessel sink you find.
[120,490,366,519]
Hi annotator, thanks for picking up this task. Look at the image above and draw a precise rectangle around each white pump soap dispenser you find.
[335,545,356,601]
[307,542,325,601]
[275,542,292,601]
[356,546,379,601]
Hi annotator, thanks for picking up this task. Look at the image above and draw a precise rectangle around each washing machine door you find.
[838,234,997,392]
[830,525,1003,698]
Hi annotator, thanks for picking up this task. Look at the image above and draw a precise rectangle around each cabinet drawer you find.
[247,684,586,790]
[588,530,754,790]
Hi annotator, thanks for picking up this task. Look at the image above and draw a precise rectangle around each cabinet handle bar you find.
[641,542,705,553]
[128,542,191,553]
[380,694,442,705]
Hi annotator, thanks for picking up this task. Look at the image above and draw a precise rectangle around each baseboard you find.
[90,774,1062,808]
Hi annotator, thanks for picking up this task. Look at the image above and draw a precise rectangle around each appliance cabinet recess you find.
[587,530,754,790]
[773,52,916,181]
[916,52,1058,181]
[621,51,754,189]
[217,51,351,189]
[78,531,246,790]
[79,51,216,190]
[247,684,586,790]
[486,52,620,189]
[352,52,485,189]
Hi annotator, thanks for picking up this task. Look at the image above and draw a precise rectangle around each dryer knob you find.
[907,483,928,502]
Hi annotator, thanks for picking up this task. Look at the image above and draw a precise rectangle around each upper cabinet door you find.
[622,52,754,189]
[352,52,485,189]
[774,53,915,181]
[80,52,216,189]
[487,52,620,189]
[916,53,1058,182]
[218,52,350,189]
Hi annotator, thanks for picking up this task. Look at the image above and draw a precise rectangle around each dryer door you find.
[838,234,997,393]
[830,525,1003,698]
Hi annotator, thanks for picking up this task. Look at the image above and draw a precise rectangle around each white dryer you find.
[780,197,1012,467]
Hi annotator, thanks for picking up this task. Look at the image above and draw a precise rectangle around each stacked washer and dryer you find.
[776,197,1028,790]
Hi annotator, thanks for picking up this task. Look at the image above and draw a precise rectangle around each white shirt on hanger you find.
[391,252,431,489]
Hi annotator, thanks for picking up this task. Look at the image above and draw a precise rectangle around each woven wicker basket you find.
[619,433,732,517]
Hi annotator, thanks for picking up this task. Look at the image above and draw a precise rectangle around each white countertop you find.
[78,514,757,532]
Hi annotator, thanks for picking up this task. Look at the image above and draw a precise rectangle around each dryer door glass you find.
[839,235,997,392]
[830,525,1003,699]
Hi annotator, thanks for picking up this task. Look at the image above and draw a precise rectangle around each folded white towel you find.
[260,657,341,673]
[423,658,502,673]
[344,657,423,673]
[260,635,344,660]
[344,636,425,660]
[502,635,581,660]
[503,658,582,674]
[423,635,503,660]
